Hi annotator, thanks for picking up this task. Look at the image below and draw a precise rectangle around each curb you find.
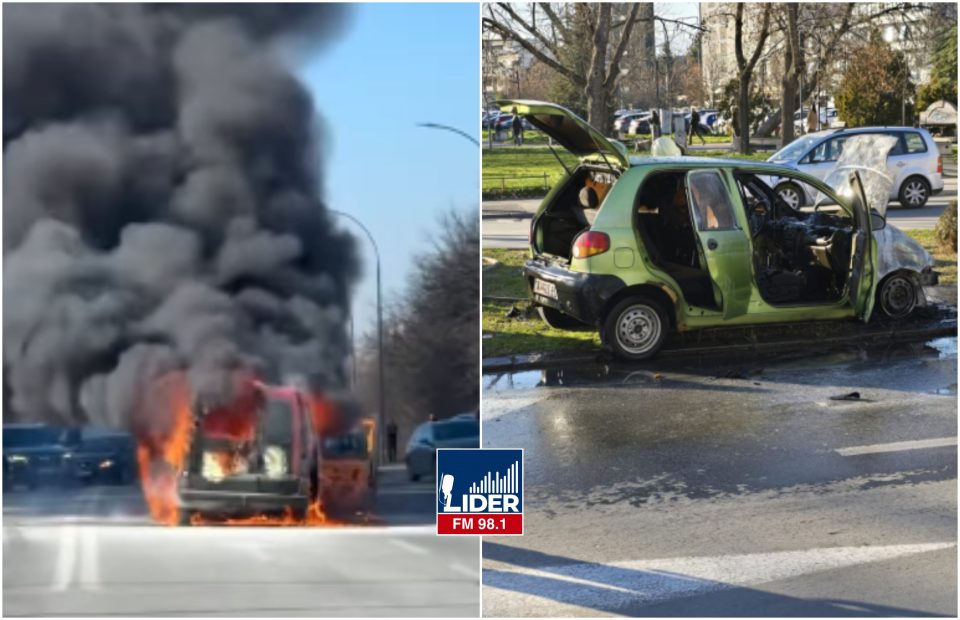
[483,311,957,374]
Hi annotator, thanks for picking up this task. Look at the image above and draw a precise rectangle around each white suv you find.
[768,127,944,209]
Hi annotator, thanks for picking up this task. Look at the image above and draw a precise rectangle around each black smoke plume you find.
[3,4,359,430]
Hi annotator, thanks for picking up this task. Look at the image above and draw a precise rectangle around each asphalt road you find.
[2,465,479,617]
[482,175,957,249]
[481,338,957,616]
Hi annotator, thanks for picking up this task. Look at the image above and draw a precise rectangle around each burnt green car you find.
[504,100,939,360]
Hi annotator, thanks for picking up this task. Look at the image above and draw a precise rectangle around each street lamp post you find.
[416,122,480,147]
[329,209,385,465]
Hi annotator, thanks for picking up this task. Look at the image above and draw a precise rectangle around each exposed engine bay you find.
[738,174,853,304]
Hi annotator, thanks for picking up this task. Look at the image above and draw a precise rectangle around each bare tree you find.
[734,3,773,154]
[483,3,702,132]
[774,3,931,145]
[357,210,479,449]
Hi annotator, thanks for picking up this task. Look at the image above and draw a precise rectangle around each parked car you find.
[70,429,137,485]
[405,417,479,481]
[492,114,533,133]
[792,108,841,133]
[626,114,653,135]
[482,110,501,130]
[500,100,939,360]
[3,424,74,490]
[615,112,647,135]
[768,127,944,209]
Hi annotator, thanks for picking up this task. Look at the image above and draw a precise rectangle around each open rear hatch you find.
[498,99,629,169]
[499,100,627,263]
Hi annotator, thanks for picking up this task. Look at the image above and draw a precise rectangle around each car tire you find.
[601,296,669,361]
[775,181,806,209]
[178,510,193,527]
[877,272,918,319]
[898,176,930,209]
[537,306,586,330]
[407,458,420,482]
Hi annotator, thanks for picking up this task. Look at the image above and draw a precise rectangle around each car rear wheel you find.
[537,306,586,330]
[775,182,805,209]
[602,297,669,361]
[407,458,420,482]
[898,176,930,209]
[878,273,918,319]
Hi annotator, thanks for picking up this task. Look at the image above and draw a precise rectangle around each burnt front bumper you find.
[522,258,625,326]
[179,488,308,514]
[178,475,308,515]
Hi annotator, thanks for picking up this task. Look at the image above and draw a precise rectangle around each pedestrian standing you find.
[386,419,398,462]
[651,109,661,138]
[690,108,706,145]
[511,107,523,146]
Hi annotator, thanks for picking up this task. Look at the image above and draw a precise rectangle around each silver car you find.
[405,417,479,481]
[768,127,944,209]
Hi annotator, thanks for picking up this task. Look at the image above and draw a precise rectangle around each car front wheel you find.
[601,297,669,361]
[878,272,918,319]
[898,176,930,208]
[775,182,805,210]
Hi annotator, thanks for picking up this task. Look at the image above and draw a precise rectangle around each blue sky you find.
[301,3,479,337]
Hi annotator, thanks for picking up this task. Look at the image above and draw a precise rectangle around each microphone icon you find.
[439,474,455,511]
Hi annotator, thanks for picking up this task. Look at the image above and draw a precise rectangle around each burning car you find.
[176,382,318,525]
[503,100,940,361]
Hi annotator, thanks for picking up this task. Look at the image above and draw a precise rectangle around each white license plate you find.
[533,279,558,300]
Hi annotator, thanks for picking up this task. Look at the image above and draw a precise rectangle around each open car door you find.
[498,99,629,169]
[685,170,753,319]
[840,170,877,321]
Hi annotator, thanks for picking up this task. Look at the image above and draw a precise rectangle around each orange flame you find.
[135,372,193,526]
[187,499,337,527]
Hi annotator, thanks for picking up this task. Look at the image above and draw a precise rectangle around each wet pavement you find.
[3,467,479,616]
[481,339,958,616]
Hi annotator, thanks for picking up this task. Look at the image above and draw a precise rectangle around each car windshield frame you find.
[769,134,824,162]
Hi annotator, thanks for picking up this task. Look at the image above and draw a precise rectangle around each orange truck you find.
[318,417,377,515]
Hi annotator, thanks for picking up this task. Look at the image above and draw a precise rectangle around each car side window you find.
[903,132,927,154]
[808,136,847,163]
[687,170,738,231]
[885,133,906,156]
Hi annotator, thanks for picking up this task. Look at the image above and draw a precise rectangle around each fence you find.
[482,173,556,192]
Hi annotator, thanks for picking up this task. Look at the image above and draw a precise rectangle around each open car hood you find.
[498,99,629,169]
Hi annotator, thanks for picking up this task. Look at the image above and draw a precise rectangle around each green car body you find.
[502,100,936,360]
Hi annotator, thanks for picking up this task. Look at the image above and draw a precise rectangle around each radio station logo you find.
[436,448,523,535]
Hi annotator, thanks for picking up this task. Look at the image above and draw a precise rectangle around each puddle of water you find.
[484,370,543,392]
[484,337,960,394]
[927,337,957,360]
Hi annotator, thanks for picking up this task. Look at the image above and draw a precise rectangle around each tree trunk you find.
[738,78,751,154]
[585,4,611,132]
[779,4,801,148]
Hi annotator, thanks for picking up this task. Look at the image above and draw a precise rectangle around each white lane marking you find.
[390,538,429,556]
[483,543,956,615]
[51,523,78,591]
[836,436,957,456]
[449,561,479,579]
[6,522,440,535]
[79,527,100,591]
